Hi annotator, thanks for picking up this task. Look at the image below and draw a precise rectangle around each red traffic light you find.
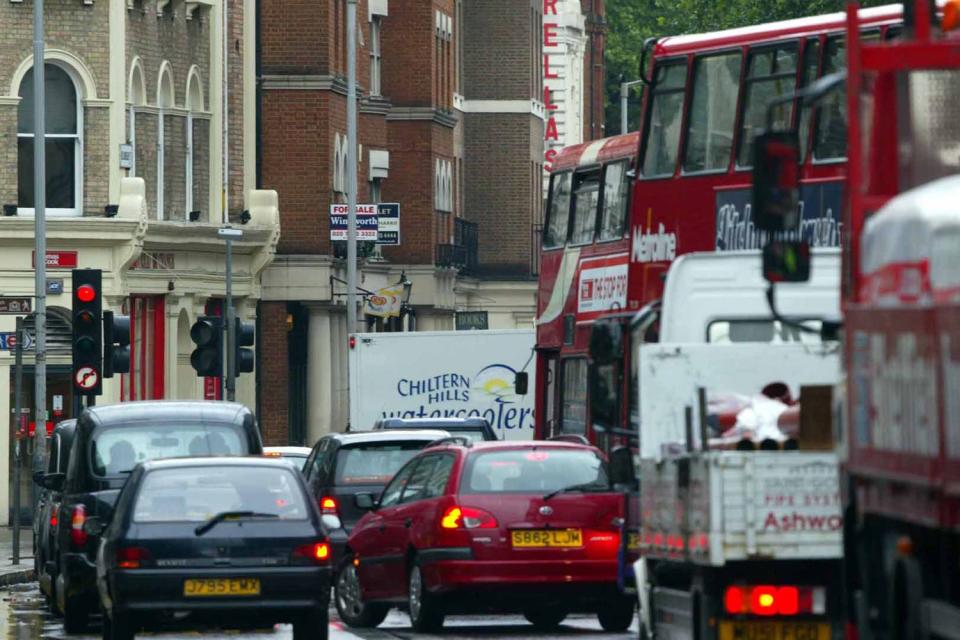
[76,284,97,303]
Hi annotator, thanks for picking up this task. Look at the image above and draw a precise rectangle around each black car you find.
[96,457,331,640]
[302,430,450,563]
[40,401,263,633]
[35,419,77,612]
[373,417,498,442]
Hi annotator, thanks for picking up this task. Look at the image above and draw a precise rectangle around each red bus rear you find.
[535,5,904,446]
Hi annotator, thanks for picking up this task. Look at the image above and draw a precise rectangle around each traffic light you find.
[190,316,223,377]
[235,319,255,375]
[72,269,103,395]
[103,311,131,378]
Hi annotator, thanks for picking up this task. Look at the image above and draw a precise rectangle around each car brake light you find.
[724,585,825,616]
[293,541,331,564]
[320,497,339,515]
[116,547,152,569]
[70,505,88,549]
[440,505,497,529]
[50,509,58,528]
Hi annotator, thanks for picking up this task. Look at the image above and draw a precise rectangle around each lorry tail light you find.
[440,506,498,529]
[70,505,88,549]
[116,547,152,569]
[724,585,825,616]
[293,541,331,564]
[319,496,339,516]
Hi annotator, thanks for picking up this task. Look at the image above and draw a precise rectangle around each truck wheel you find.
[62,594,90,634]
[523,607,567,628]
[334,561,389,628]
[598,597,635,632]
[892,559,924,640]
[408,562,444,633]
[293,605,329,640]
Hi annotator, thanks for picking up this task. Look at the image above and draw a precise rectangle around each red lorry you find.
[753,2,960,638]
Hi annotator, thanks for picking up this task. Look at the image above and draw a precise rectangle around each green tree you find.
[605,0,888,134]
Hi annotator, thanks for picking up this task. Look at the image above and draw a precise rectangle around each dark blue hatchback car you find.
[95,457,332,640]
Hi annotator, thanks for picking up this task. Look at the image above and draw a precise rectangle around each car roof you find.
[323,429,451,445]
[80,401,252,429]
[425,440,601,454]
[264,446,312,455]
[377,417,489,428]
[139,456,295,472]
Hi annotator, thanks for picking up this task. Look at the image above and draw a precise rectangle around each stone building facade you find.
[0,0,279,525]
[258,0,544,444]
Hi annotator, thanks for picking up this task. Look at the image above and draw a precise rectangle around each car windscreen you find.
[461,449,608,494]
[334,442,431,485]
[133,466,308,523]
[91,423,247,477]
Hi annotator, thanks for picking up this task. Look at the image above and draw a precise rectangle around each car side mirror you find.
[514,372,529,396]
[83,516,106,537]
[752,131,801,233]
[763,240,811,283]
[609,446,638,492]
[355,493,377,511]
[40,472,65,492]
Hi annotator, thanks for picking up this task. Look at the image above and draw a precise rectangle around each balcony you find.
[436,217,478,273]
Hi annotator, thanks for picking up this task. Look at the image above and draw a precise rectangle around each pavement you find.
[0,525,35,587]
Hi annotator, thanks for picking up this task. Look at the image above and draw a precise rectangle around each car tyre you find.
[334,561,389,628]
[48,572,62,616]
[523,607,567,629]
[408,562,444,633]
[62,593,90,634]
[101,606,135,640]
[293,605,329,640]
[598,597,635,632]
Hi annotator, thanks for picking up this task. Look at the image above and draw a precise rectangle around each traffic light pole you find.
[218,227,241,401]
[32,0,48,491]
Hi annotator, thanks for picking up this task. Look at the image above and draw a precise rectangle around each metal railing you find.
[436,218,478,273]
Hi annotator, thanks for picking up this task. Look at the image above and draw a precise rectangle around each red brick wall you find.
[258,301,289,445]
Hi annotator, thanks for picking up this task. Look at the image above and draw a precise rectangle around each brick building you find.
[0,0,279,524]
[258,0,546,444]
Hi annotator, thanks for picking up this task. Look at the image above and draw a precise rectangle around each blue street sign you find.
[0,332,34,352]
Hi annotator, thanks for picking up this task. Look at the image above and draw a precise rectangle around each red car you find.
[334,439,633,632]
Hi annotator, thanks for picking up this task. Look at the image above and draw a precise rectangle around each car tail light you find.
[50,507,58,529]
[319,496,339,516]
[440,505,498,530]
[724,585,826,616]
[70,505,88,549]
[292,541,331,565]
[116,547,152,570]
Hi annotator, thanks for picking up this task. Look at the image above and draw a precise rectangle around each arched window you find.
[128,60,146,178]
[17,64,81,216]
[186,70,203,217]
[156,63,175,220]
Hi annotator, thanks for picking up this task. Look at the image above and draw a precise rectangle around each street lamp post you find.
[346,0,359,426]
[218,226,243,401]
[620,78,645,134]
[32,0,48,501]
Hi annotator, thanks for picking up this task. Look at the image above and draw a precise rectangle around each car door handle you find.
[404,518,413,528]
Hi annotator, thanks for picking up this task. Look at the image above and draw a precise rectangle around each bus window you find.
[737,43,799,167]
[560,358,587,435]
[683,51,741,173]
[599,161,630,241]
[814,36,847,160]
[570,172,600,245]
[642,62,687,177]
[543,171,572,248]
[798,39,821,161]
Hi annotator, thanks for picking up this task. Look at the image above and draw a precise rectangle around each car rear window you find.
[462,449,608,494]
[133,466,307,523]
[335,442,430,485]
[91,424,246,477]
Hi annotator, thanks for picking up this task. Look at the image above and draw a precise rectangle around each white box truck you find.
[347,330,536,441]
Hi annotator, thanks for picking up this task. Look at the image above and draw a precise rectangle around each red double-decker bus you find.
[535,6,904,445]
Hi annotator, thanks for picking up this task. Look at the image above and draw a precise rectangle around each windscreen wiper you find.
[195,510,278,536]
[542,482,606,502]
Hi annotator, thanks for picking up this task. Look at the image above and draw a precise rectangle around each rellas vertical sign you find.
[543,0,560,172]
